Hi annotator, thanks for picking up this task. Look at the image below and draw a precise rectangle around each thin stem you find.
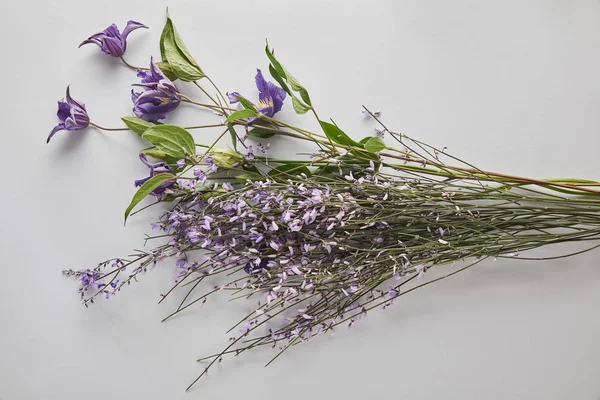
[119,57,147,71]
[89,122,129,131]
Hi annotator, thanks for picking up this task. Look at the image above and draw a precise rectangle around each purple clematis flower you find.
[79,21,147,57]
[131,58,181,122]
[47,86,90,143]
[134,153,176,196]
[228,69,286,123]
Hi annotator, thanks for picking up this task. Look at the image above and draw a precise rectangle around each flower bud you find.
[208,148,244,169]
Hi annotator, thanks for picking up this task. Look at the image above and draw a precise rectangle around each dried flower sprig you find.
[49,10,600,391]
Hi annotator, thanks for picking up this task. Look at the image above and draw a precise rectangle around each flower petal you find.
[65,86,86,111]
[47,123,65,143]
[56,101,70,122]
[120,20,148,41]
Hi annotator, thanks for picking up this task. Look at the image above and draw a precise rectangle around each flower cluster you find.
[51,12,600,391]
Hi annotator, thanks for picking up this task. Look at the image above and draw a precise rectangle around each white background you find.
[2,0,600,399]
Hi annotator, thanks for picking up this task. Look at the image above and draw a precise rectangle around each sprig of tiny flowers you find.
[51,10,600,391]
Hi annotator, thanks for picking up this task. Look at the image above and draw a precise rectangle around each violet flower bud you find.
[79,21,147,57]
[131,57,181,121]
[47,86,90,143]
[134,153,176,196]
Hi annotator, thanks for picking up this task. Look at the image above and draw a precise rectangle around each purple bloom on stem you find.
[131,58,181,122]
[79,21,147,57]
[134,153,176,195]
[228,69,286,123]
[47,86,90,143]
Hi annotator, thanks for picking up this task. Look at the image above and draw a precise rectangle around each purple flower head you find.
[131,58,181,122]
[228,69,286,123]
[134,153,176,195]
[79,21,147,57]
[48,86,90,143]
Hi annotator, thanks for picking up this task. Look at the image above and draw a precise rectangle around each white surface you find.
[2,1,600,399]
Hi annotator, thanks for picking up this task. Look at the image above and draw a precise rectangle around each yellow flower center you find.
[257,98,274,109]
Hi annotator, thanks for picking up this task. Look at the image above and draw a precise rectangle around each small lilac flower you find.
[131,58,181,121]
[176,159,186,168]
[222,182,234,191]
[47,87,90,143]
[361,109,381,117]
[134,153,176,195]
[228,69,286,123]
[79,21,147,57]
[256,142,270,154]
[245,145,255,161]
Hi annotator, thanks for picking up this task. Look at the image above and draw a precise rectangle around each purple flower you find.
[47,86,90,143]
[131,58,181,121]
[134,153,176,195]
[79,21,147,57]
[228,69,286,123]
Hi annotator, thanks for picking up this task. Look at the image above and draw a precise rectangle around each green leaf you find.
[155,61,178,81]
[141,125,195,160]
[234,95,258,112]
[297,88,311,106]
[247,128,276,139]
[363,137,386,153]
[225,109,258,123]
[319,120,359,147]
[142,149,183,171]
[227,124,238,151]
[124,173,175,224]
[268,64,291,95]
[142,149,168,159]
[160,11,204,81]
[268,164,311,181]
[292,96,311,114]
[265,43,286,79]
[265,43,312,106]
[247,120,278,138]
[122,117,154,135]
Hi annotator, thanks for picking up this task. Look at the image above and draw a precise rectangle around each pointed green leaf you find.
[124,173,176,224]
[227,124,238,151]
[268,64,291,95]
[297,88,311,106]
[265,43,286,78]
[363,137,386,153]
[225,109,258,123]
[292,96,311,114]
[160,12,204,81]
[155,61,178,81]
[247,128,276,139]
[247,120,278,138]
[143,149,168,159]
[234,95,258,112]
[122,117,154,135]
[319,120,359,147]
[141,125,195,160]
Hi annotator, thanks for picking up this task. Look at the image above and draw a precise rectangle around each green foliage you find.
[225,109,258,123]
[124,173,175,223]
[141,125,196,160]
[159,10,204,81]
[122,117,154,135]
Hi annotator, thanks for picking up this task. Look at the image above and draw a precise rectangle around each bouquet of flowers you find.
[50,11,600,391]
